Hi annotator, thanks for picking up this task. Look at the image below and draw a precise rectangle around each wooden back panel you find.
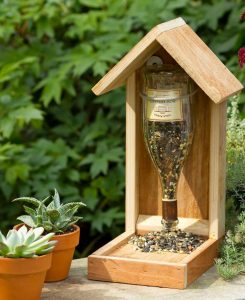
[136,74,210,219]
[136,71,162,215]
[177,89,210,219]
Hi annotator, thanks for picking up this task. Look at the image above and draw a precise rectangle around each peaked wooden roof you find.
[92,18,243,103]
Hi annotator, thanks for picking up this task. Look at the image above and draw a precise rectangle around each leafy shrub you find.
[226,96,245,208]
[216,208,245,280]
[0,0,244,256]
[218,95,245,280]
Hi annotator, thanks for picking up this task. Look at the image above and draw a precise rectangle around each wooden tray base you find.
[88,231,219,289]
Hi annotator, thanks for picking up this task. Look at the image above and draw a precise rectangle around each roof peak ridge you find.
[92,17,243,101]
[154,18,186,34]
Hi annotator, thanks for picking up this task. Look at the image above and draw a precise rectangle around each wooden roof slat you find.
[92,18,243,102]
[156,25,243,103]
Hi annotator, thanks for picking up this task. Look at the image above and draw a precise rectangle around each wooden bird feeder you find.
[88,18,243,289]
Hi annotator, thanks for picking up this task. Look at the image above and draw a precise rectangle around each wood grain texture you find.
[88,255,186,289]
[184,239,219,285]
[109,242,188,263]
[92,20,243,101]
[177,89,210,219]
[156,25,243,103]
[88,235,219,289]
[209,101,227,239]
[92,231,134,256]
[125,73,139,231]
[136,71,162,215]
[136,215,209,236]
[92,18,186,96]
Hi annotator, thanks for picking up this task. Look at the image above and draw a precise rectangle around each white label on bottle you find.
[146,89,183,122]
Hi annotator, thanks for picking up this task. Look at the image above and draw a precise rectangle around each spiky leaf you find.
[47,209,60,222]
[52,189,60,208]
[13,189,85,233]
[17,215,36,227]
[58,202,85,215]
[42,196,51,204]
[23,205,36,218]
[12,197,41,207]
[42,221,53,231]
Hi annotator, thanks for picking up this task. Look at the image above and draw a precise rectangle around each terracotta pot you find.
[45,225,80,282]
[0,253,52,300]
[14,224,80,282]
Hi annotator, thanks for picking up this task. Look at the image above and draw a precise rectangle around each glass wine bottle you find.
[141,56,195,231]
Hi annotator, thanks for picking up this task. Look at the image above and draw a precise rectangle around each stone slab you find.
[42,258,245,300]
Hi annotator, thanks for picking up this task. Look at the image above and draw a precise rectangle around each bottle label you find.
[146,89,183,122]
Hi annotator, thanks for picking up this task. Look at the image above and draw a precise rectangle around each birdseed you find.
[128,230,205,254]
[144,121,193,199]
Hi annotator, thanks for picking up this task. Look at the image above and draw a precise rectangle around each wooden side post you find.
[125,72,138,231]
[209,101,227,239]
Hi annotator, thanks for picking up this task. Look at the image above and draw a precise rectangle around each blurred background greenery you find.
[0,0,244,257]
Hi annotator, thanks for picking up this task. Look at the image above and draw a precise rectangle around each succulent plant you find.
[0,226,56,258]
[13,189,86,233]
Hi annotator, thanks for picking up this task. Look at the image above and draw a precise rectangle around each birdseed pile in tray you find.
[128,229,205,254]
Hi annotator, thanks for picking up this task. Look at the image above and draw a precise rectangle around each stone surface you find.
[42,258,245,300]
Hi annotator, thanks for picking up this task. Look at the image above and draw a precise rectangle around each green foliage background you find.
[0,0,244,257]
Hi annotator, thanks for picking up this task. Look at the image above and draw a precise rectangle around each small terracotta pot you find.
[0,253,52,300]
[45,225,80,282]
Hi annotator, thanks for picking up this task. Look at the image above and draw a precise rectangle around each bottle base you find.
[161,219,179,231]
